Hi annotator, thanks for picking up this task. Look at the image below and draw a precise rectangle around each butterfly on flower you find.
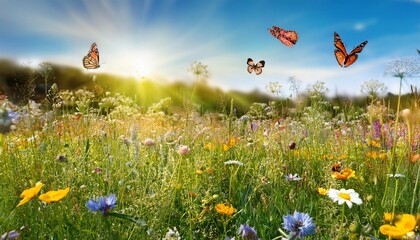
[83,42,100,69]
[268,26,299,47]
[247,58,265,75]
[331,162,342,172]
[334,32,368,67]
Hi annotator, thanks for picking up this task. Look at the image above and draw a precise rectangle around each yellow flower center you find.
[338,192,351,200]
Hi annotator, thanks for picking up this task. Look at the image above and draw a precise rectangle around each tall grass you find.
[0,87,418,239]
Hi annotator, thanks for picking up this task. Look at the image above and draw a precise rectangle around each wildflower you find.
[411,153,420,163]
[86,194,117,215]
[372,120,382,139]
[17,181,43,207]
[282,211,316,239]
[143,138,155,146]
[386,173,405,178]
[204,143,214,150]
[94,167,102,173]
[240,115,249,122]
[285,173,302,181]
[327,188,363,208]
[39,187,70,203]
[215,203,235,216]
[383,212,395,222]
[379,214,416,239]
[0,107,19,134]
[223,137,238,151]
[177,145,190,155]
[206,167,214,174]
[196,169,204,174]
[317,188,328,195]
[163,227,181,240]
[0,230,19,240]
[238,224,259,240]
[224,160,244,166]
[332,168,355,180]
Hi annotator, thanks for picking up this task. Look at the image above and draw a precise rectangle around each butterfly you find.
[331,162,342,172]
[247,58,265,75]
[334,32,368,67]
[268,26,299,47]
[83,42,100,69]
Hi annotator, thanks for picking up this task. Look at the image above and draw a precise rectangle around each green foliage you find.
[0,87,418,239]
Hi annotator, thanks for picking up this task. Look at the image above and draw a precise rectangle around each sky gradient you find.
[0,0,419,97]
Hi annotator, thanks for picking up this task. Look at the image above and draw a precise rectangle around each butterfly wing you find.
[254,60,265,75]
[334,32,348,67]
[247,58,255,74]
[344,40,368,67]
[269,26,298,47]
[83,42,100,69]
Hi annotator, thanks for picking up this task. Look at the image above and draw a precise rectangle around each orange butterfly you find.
[268,26,298,47]
[83,42,100,69]
[247,58,265,75]
[334,32,367,67]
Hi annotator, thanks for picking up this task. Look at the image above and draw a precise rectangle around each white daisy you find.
[386,173,405,178]
[327,188,363,208]
[224,160,244,166]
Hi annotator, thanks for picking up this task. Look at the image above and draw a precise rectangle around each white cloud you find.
[353,19,377,31]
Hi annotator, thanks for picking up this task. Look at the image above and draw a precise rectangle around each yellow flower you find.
[384,212,395,222]
[317,188,328,195]
[223,137,238,151]
[215,203,235,216]
[17,181,43,207]
[379,214,416,239]
[204,143,214,151]
[332,168,355,180]
[367,139,381,147]
[38,187,70,203]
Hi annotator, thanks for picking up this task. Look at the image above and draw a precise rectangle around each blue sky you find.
[0,0,419,97]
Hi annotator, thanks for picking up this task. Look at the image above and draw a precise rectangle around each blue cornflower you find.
[238,224,259,240]
[0,108,18,134]
[282,211,315,239]
[86,194,117,215]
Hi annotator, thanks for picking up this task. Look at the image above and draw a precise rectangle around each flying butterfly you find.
[83,42,100,69]
[247,58,265,75]
[268,26,299,47]
[334,32,368,67]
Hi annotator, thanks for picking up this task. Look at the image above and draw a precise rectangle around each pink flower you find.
[177,145,191,155]
[143,138,156,146]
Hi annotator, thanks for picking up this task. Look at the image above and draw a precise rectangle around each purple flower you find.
[283,211,315,239]
[86,194,117,215]
[238,224,259,240]
[0,230,19,240]
[372,120,381,139]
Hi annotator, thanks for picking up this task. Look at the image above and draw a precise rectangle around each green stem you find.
[410,164,420,214]
[391,179,399,216]
[337,204,345,239]
[382,76,403,206]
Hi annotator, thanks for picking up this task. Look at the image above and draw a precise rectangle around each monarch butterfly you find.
[331,162,342,172]
[247,58,265,75]
[83,42,100,69]
[334,32,368,67]
[268,26,298,47]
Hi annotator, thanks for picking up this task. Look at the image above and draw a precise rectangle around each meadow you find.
[0,69,419,239]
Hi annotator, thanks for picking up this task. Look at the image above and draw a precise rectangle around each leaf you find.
[107,212,147,226]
